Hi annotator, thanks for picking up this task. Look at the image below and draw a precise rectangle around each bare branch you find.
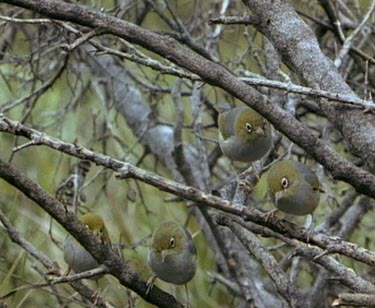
[2,0,374,194]
[0,159,183,308]
[0,115,373,267]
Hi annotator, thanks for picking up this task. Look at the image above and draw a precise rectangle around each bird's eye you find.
[169,237,176,248]
[245,122,252,133]
[281,177,289,189]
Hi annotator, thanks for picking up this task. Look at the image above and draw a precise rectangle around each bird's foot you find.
[237,179,253,191]
[303,226,314,243]
[264,209,278,223]
[146,275,156,295]
[46,261,62,276]
[303,214,314,243]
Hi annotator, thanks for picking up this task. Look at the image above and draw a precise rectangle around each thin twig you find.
[240,75,374,110]
[334,0,375,68]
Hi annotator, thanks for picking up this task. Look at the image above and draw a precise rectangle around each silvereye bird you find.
[218,105,272,163]
[267,160,320,216]
[148,221,197,288]
[64,213,111,274]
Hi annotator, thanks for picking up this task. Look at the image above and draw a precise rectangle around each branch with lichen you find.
[0,115,373,267]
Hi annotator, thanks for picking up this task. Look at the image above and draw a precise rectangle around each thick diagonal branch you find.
[0,159,183,308]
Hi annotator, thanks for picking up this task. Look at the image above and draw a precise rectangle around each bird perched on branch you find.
[267,160,321,216]
[147,220,197,303]
[218,105,272,164]
[64,213,111,275]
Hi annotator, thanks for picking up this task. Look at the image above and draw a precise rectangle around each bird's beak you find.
[255,126,265,136]
[275,191,282,204]
[161,251,168,263]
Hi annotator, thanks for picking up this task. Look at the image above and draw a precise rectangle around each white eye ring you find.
[245,122,252,133]
[169,237,176,248]
[281,177,289,189]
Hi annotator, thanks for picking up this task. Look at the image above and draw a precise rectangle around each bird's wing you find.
[303,169,320,190]
[218,108,241,140]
